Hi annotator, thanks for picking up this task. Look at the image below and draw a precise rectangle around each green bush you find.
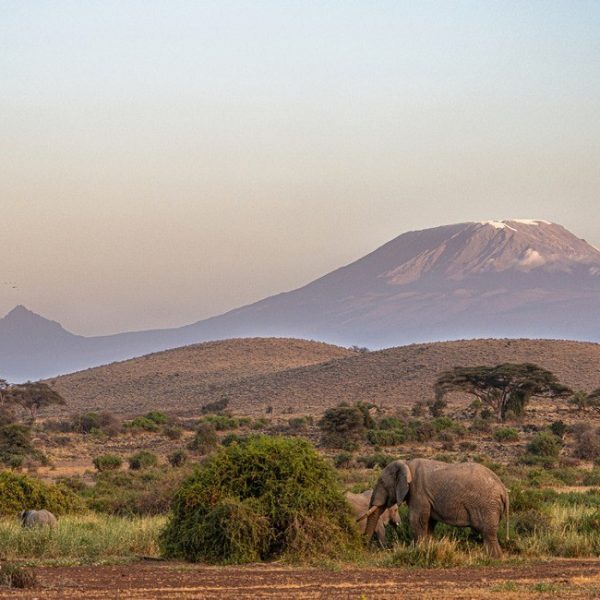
[92,454,123,472]
[357,452,396,469]
[129,451,159,471]
[527,432,561,457]
[144,411,168,425]
[125,416,160,432]
[493,427,520,442]
[202,415,238,431]
[71,412,121,436]
[163,426,183,440]
[0,471,84,516]
[318,404,368,449]
[367,429,405,446]
[189,423,218,454]
[168,450,188,468]
[160,436,360,563]
[0,424,42,466]
[333,452,354,469]
[582,469,600,486]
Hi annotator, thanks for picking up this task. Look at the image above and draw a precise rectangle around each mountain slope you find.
[46,338,600,417]
[2,219,600,381]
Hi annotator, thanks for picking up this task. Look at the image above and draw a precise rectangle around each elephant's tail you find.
[504,490,510,542]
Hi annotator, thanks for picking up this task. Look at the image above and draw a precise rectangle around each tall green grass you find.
[0,514,164,565]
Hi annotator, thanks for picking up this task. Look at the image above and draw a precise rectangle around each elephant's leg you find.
[375,521,387,548]
[481,529,502,558]
[409,508,430,542]
[428,518,437,536]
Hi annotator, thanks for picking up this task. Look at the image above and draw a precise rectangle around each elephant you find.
[20,509,58,528]
[358,459,509,557]
[346,490,400,547]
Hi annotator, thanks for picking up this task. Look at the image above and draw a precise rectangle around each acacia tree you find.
[569,389,600,414]
[434,363,572,422]
[5,382,66,422]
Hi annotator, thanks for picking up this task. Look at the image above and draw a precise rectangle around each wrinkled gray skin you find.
[20,509,58,528]
[346,490,400,547]
[365,459,509,557]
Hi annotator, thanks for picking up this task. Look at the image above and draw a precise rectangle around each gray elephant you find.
[359,459,509,557]
[346,490,400,547]
[20,509,58,528]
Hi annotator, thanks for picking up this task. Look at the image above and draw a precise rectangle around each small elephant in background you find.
[20,509,58,528]
[359,458,509,557]
[346,490,400,547]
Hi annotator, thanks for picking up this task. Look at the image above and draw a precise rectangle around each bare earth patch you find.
[2,559,600,599]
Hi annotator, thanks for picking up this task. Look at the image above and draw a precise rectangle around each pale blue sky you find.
[1,1,599,334]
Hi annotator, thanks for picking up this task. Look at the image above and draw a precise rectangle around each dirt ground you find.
[3,559,600,599]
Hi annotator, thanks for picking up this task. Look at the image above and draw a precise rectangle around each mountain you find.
[46,338,600,417]
[2,219,600,381]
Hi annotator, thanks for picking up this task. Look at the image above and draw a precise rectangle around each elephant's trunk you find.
[363,505,384,542]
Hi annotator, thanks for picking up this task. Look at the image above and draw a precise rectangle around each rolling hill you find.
[46,337,600,417]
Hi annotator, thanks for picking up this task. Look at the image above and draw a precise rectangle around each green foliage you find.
[318,403,368,449]
[582,469,600,486]
[85,469,186,516]
[144,411,168,425]
[189,422,218,454]
[427,397,447,418]
[4,382,65,420]
[431,417,465,435]
[435,363,571,421]
[129,451,158,471]
[125,416,160,432]
[527,432,561,458]
[168,449,188,468]
[333,452,354,469]
[201,414,238,431]
[513,508,551,535]
[160,436,360,563]
[287,416,313,431]
[71,412,121,436]
[367,429,405,446]
[550,420,567,438]
[357,452,396,469]
[163,425,183,440]
[568,389,600,414]
[92,454,123,472]
[0,423,42,467]
[493,427,520,442]
[0,471,84,516]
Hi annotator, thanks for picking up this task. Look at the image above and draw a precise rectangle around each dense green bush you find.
[493,427,520,442]
[357,452,396,469]
[318,404,368,449]
[92,454,123,472]
[144,411,168,425]
[0,424,42,467]
[0,471,84,516]
[160,436,360,563]
[125,416,160,432]
[71,412,121,436]
[129,451,159,471]
[527,432,561,457]
[367,429,405,446]
[201,415,238,431]
[189,423,218,454]
[168,450,188,468]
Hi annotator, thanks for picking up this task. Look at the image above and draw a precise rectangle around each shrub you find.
[432,417,465,436]
[163,426,183,440]
[221,433,246,446]
[527,432,561,457]
[168,450,188,468]
[129,451,158,471]
[582,469,600,486]
[71,412,121,436]
[160,436,360,563]
[0,424,41,467]
[202,415,238,431]
[427,398,447,418]
[189,423,218,454]
[357,453,396,469]
[493,427,519,442]
[0,563,37,588]
[550,420,567,438]
[367,429,405,446]
[92,454,123,472]
[318,404,368,449]
[572,424,600,460]
[125,416,160,432]
[333,452,353,469]
[0,471,84,516]
[406,420,435,442]
[513,508,551,535]
[144,411,168,425]
[470,417,492,433]
[288,417,312,431]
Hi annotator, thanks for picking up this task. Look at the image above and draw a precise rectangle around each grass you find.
[0,514,164,565]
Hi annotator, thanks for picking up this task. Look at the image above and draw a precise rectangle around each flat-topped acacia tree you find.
[4,382,65,422]
[434,363,572,422]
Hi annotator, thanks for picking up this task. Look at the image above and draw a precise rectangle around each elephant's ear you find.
[395,462,412,504]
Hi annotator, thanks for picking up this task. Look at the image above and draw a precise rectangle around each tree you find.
[5,382,66,422]
[434,363,571,422]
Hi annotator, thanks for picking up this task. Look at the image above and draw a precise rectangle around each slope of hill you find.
[46,338,600,417]
[3,219,600,381]
[47,338,354,415]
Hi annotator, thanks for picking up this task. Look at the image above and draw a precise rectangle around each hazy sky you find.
[2,1,599,335]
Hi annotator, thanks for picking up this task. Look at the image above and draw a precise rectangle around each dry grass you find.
[43,338,600,418]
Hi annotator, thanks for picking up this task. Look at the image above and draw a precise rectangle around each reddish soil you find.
[3,559,600,599]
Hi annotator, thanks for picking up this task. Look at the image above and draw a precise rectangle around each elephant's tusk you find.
[356,505,380,523]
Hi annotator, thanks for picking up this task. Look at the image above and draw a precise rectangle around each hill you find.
[46,338,354,416]
[47,338,600,417]
[3,219,600,381]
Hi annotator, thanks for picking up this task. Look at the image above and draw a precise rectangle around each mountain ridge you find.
[2,219,599,381]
